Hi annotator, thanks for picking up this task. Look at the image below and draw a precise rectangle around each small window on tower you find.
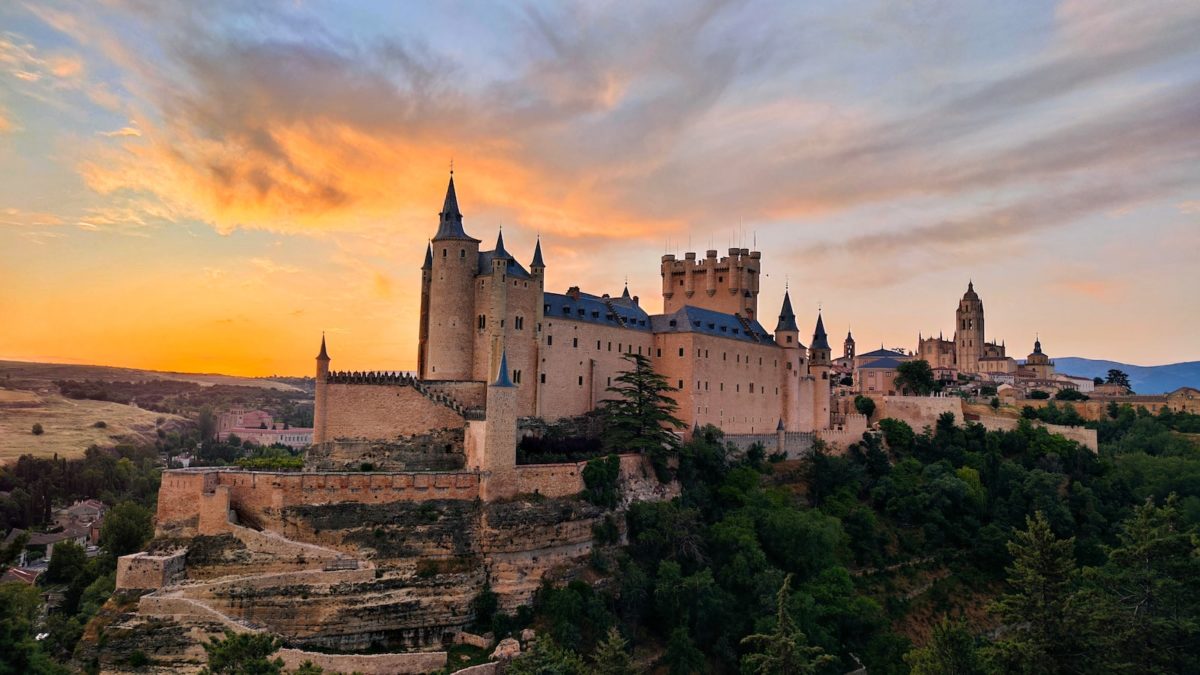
[573,337,578,348]
[578,376,583,386]
[460,249,465,258]
[442,248,448,257]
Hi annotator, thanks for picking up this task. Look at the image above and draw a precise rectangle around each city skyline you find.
[2,1,1198,375]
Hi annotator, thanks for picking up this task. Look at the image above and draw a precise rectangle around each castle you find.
[312,173,834,497]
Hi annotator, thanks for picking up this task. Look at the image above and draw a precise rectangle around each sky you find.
[0,0,1197,376]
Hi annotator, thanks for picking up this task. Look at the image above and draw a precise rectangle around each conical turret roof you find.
[317,334,329,360]
[422,241,433,270]
[530,236,545,268]
[811,313,831,350]
[492,350,514,387]
[775,291,799,332]
[493,229,511,259]
[433,174,476,241]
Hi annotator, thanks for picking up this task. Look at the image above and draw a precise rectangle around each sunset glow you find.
[2,1,1198,375]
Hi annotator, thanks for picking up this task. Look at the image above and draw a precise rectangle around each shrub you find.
[1028,390,1051,400]
[93,420,107,429]
[854,395,876,417]
[582,454,621,509]
[31,423,43,435]
[1055,388,1089,401]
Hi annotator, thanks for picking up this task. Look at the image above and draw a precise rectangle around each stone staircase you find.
[733,313,765,342]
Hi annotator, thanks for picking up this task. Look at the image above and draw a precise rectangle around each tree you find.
[505,636,587,675]
[290,662,323,675]
[0,582,69,675]
[663,627,705,675]
[600,353,686,481]
[591,626,639,675]
[31,423,43,436]
[99,501,153,557]
[198,407,218,441]
[1055,389,1088,401]
[894,360,936,396]
[904,617,986,675]
[990,511,1093,673]
[199,631,283,675]
[1105,369,1132,391]
[1028,390,1050,400]
[582,454,622,509]
[853,395,876,418]
[1089,495,1200,674]
[990,396,1000,410]
[740,574,835,675]
[44,540,87,584]
[1093,377,1104,386]
[1,531,29,573]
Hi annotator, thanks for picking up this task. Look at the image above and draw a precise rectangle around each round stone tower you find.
[421,173,481,381]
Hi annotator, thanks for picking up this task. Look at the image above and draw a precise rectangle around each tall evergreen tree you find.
[989,511,1093,674]
[1091,495,1200,674]
[600,353,686,481]
[740,574,835,675]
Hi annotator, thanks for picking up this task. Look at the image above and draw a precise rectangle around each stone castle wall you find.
[157,469,482,535]
[877,395,964,430]
[537,317,655,420]
[115,551,186,590]
[305,430,466,472]
[423,381,488,410]
[321,382,465,442]
[277,648,446,675]
[971,414,1099,452]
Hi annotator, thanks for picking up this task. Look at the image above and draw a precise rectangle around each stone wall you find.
[116,551,186,590]
[277,648,446,675]
[536,318,655,420]
[157,469,482,535]
[877,396,964,430]
[322,382,465,442]
[972,414,1099,452]
[305,429,466,472]
[423,381,488,410]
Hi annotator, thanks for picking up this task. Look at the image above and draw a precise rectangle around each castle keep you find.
[313,173,836,496]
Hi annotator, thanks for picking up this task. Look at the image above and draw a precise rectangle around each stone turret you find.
[809,313,832,430]
[843,329,855,361]
[775,291,806,432]
[423,173,481,380]
[480,351,518,500]
[660,247,762,318]
[314,335,330,443]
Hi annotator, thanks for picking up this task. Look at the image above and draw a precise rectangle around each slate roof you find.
[433,175,479,242]
[651,305,775,344]
[810,313,831,350]
[544,291,652,330]
[860,357,905,369]
[478,250,532,279]
[858,347,907,359]
[530,237,545,268]
[775,291,798,332]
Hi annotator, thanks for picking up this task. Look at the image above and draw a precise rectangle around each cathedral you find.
[313,173,834,476]
[917,281,1015,377]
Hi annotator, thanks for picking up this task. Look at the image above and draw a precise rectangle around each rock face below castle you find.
[86,457,675,673]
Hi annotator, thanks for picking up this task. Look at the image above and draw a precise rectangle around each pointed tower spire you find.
[422,241,433,270]
[433,172,474,241]
[317,333,329,360]
[621,283,631,300]
[493,228,511,259]
[530,235,545,268]
[775,290,799,332]
[811,312,831,350]
[492,350,514,387]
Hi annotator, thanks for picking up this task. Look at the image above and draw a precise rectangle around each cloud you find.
[99,124,140,137]
[0,107,14,133]
[249,257,299,275]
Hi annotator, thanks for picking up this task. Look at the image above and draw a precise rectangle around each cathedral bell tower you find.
[954,281,985,374]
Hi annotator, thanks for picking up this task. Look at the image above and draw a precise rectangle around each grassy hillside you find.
[1054,357,1200,394]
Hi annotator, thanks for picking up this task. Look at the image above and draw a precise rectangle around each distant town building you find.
[218,409,312,449]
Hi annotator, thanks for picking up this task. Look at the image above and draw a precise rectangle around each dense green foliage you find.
[854,395,876,418]
[513,404,1200,673]
[894,360,937,395]
[582,454,622,508]
[199,631,284,674]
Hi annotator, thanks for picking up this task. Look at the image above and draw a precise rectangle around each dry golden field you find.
[0,359,300,463]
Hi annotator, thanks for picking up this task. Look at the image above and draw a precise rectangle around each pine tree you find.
[600,353,686,481]
[1092,495,1200,674]
[904,617,986,675]
[591,626,640,675]
[740,574,835,675]
[989,511,1092,674]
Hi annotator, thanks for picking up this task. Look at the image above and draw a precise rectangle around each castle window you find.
[657,348,662,357]
[718,276,723,282]
[573,337,578,348]
[442,248,447,257]
[759,357,763,365]
[750,383,755,393]
[723,352,727,361]
[618,343,622,352]
[608,377,612,386]
[478,315,486,330]
[597,340,601,349]
[545,304,551,313]
[736,354,740,363]
[540,373,546,384]
[787,336,793,343]
[678,380,684,389]
[592,311,600,318]
[513,370,521,383]
[736,384,740,392]
[460,249,465,258]
[697,380,701,389]
[547,335,552,345]
[720,383,724,391]
[578,376,584,386]
[678,347,684,357]
[500,319,505,328]
[515,316,524,330]
[608,342,612,351]
[705,381,709,390]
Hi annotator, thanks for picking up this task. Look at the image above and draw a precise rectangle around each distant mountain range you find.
[1052,358,1200,395]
